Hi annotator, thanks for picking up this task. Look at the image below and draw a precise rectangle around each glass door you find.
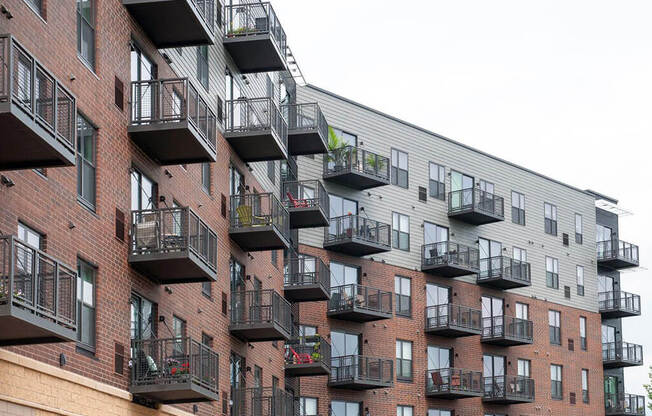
[596,224,613,257]
[130,44,156,122]
[482,296,504,337]
[450,171,473,211]
[483,354,505,396]
[479,238,502,278]
[426,283,450,327]
[331,331,360,380]
[604,376,619,409]
[598,275,614,309]
[328,194,357,238]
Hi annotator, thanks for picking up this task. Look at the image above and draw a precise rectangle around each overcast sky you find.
[273,0,652,400]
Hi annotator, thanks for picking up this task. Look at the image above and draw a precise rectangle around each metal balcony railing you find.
[448,188,505,218]
[230,289,293,334]
[424,304,482,333]
[482,316,533,342]
[329,284,392,315]
[0,235,76,332]
[0,34,76,151]
[224,2,287,53]
[602,341,643,364]
[426,368,483,395]
[131,207,218,272]
[323,146,390,181]
[285,335,331,370]
[330,355,393,385]
[325,215,391,248]
[231,387,295,416]
[230,193,289,236]
[130,337,218,396]
[599,291,641,315]
[284,256,330,291]
[189,0,215,33]
[605,393,645,415]
[282,180,328,212]
[478,256,531,285]
[129,78,216,151]
[597,239,639,264]
[282,102,328,136]
[225,98,287,141]
[483,375,534,401]
[421,241,480,270]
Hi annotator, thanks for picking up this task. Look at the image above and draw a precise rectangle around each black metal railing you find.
[282,180,328,213]
[421,241,479,270]
[230,192,290,237]
[597,239,639,264]
[282,102,328,136]
[599,291,641,314]
[483,375,534,401]
[225,97,288,143]
[323,146,390,181]
[424,304,482,332]
[0,235,76,331]
[325,215,391,248]
[230,289,293,333]
[0,34,76,152]
[284,256,330,292]
[426,368,483,395]
[224,2,287,54]
[285,335,331,370]
[130,337,219,394]
[448,188,504,218]
[189,0,215,34]
[231,387,295,416]
[330,355,393,385]
[329,284,392,315]
[482,316,533,342]
[131,207,217,272]
[478,256,531,284]
[602,341,643,364]
[605,393,645,415]
[130,78,217,152]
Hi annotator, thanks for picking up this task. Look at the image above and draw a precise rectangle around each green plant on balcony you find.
[327,127,350,170]
[0,285,24,300]
[226,26,256,37]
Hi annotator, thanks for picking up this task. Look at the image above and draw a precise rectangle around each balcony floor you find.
[130,381,219,404]
[229,321,291,342]
[129,250,217,284]
[223,34,286,74]
[284,283,330,302]
[424,324,482,338]
[603,359,644,369]
[288,129,328,156]
[598,257,639,269]
[285,361,330,377]
[422,262,478,278]
[327,307,392,323]
[225,130,288,162]
[288,206,329,229]
[482,395,534,404]
[323,170,390,190]
[601,308,641,320]
[426,389,483,399]
[477,276,530,290]
[128,122,216,165]
[0,303,76,346]
[229,225,290,252]
[324,238,390,257]
[328,378,393,390]
[481,336,533,347]
[448,209,504,225]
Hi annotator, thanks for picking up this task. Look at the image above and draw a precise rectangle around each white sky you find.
[273,0,652,400]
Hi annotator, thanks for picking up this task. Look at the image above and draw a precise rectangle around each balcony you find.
[605,394,646,416]
[282,180,329,229]
[597,239,640,269]
[482,375,534,404]
[225,98,288,161]
[0,235,76,346]
[328,284,392,322]
[229,193,290,251]
[425,368,483,399]
[284,256,330,302]
[324,215,391,256]
[421,242,479,277]
[122,0,215,47]
[481,316,533,346]
[129,207,217,284]
[231,388,295,416]
[424,304,482,337]
[329,355,393,390]
[448,188,505,225]
[285,335,331,377]
[0,35,75,170]
[599,291,641,319]
[477,256,531,289]
[603,342,644,369]
[323,146,390,190]
[130,337,219,404]
[282,103,328,155]
[128,78,217,165]
[229,289,292,342]
[223,3,287,73]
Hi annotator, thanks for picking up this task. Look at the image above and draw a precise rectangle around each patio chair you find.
[286,192,309,208]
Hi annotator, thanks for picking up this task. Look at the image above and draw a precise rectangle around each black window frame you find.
[546,256,559,289]
[576,265,584,296]
[196,45,209,90]
[76,0,96,69]
[201,163,211,194]
[579,316,587,351]
[394,275,411,318]
[396,339,413,382]
[550,364,563,400]
[581,368,589,403]
[24,0,44,16]
[549,310,561,345]
[544,202,558,236]
[392,211,410,251]
[511,191,525,225]
[428,162,445,200]
[390,148,409,189]
[267,160,276,184]
[77,258,97,353]
[575,213,583,244]
[77,113,97,211]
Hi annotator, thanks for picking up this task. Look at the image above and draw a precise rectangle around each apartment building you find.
[0,1,644,416]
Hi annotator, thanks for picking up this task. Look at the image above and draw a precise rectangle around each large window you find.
[330,262,359,288]
[395,276,411,317]
[330,401,360,416]
[77,115,96,210]
[550,364,563,400]
[549,310,561,345]
[576,265,584,296]
[77,259,96,351]
[391,148,408,188]
[544,202,558,235]
[329,127,357,147]
[511,191,525,225]
[396,340,413,381]
[575,214,583,244]
[581,369,589,403]
[329,194,358,218]
[392,212,410,251]
[197,45,209,89]
[579,316,587,350]
[546,256,559,289]
[397,406,413,416]
[300,397,317,416]
[77,0,95,68]
[428,162,445,200]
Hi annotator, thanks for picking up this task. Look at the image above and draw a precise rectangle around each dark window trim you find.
[392,211,410,252]
[390,147,409,189]
[428,161,446,201]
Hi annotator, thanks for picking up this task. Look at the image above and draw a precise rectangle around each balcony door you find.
[479,238,502,278]
[331,331,360,380]
[483,354,506,396]
[596,224,613,257]
[426,283,450,327]
[450,171,473,210]
[330,262,359,307]
[482,296,504,337]
[423,222,448,262]
[328,194,357,239]
[130,43,156,122]
[604,376,619,409]
[602,324,616,361]
[598,275,614,307]
[130,293,154,357]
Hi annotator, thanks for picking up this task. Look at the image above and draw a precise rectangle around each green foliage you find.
[328,126,347,151]
[644,366,652,411]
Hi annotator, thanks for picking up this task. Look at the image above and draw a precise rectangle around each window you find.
[130,293,154,348]
[197,45,209,89]
[428,162,445,200]
[396,340,413,381]
[579,316,587,350]
[549,310,561,345]
[329,262,359,289]
[17,222,42,249]
[513,246,527,263]
[202,280,212,298]
[581,369,589,403]
[201,163,211,194]
[77,259,96,351]
[575,214,583,244]
[576,266,584,296]
[130,169,156,211]
[546,256,559,289]
[330,401,360,416]
[427,411,451,416]
[395,276,411,317]
[329,127,357,147]
[397,406,413,416]
[253,365,262,388]
[550,364,563,400]
[391,148,408,188]
[202,332,213,348]
[518,359,531,378]
[77,0,95,68]
[300,397,317,416]
[329,194,358,218]
[544,202,558,235]
[511,191,525,225]
[392,212,410,251]
[230,352,245,389]
[25,0,43,16]
[172,315,186,354]
[298,324,317,338]
[515,302,529,320]
[267,160,276,184]
[229,165,244,196]
[77,115,96,210]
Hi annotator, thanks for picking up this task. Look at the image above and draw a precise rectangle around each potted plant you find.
[327,127,348,171]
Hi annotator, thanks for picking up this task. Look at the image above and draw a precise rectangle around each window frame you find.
[390,148,409,189]
[395,339,413,382]
[201,163,211,194]
[196,45,209,90]
[544,202,558,236]
[581,369,589,403]
[548,310,561,345]
[77,113,97,211]
[576,265,584,296]
[511,191,525,225]
[428,162,445,200]
[392,211,410,251]
[575,213,583,244]
[579,316,587,350]
[550,364,563,400]
[76,0,96,69]
[397,405,413,416]
[546,256,559,289]
[77,258,97,352]
[299,397,318,416]
[394,275,412,318]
